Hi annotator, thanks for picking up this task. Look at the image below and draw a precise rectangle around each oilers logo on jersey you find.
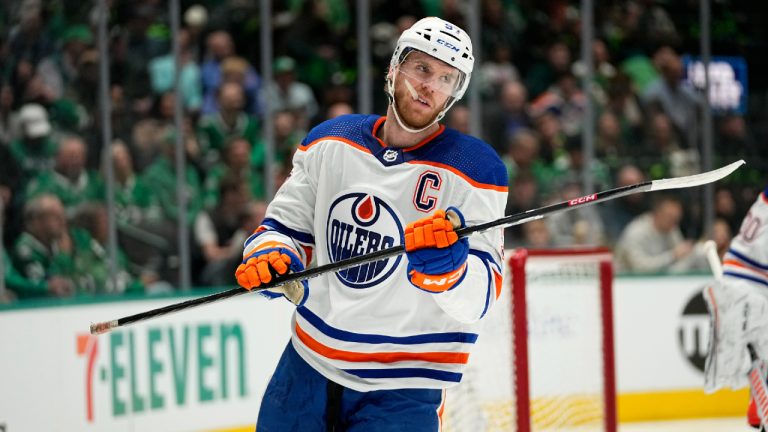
[326,192,404,288]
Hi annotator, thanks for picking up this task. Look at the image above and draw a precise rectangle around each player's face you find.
[393,51,460,128]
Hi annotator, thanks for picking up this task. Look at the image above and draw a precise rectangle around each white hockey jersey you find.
[723,187,768,288]
[247,114,508,391]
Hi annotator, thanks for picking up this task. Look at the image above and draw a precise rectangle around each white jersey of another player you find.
[247,114,507,392]
[705,186,768,392]
[723,187,768,287]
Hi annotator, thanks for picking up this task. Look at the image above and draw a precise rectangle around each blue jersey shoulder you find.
[415,128,508,188]
[301,114,373,147]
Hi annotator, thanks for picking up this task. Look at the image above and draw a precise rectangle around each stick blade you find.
[649,160,745,192]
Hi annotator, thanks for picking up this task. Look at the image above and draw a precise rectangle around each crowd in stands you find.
[1,0,766,302]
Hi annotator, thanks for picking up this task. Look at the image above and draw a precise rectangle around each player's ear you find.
[384,66,394,97]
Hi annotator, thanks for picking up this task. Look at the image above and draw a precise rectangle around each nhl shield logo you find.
[382,149,398,162]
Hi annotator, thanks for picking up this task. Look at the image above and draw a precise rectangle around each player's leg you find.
[343,386,445,432]
[256,341,328,431]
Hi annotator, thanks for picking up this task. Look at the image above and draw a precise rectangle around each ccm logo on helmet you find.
[568,194,597,206]
[437,38,460,52]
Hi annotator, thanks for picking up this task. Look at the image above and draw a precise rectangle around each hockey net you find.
[443,248,616,432]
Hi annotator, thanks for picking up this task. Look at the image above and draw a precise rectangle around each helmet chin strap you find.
[387,72,448,134]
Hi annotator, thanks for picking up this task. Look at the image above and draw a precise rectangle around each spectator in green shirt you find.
[203,136,265,208]
[11,194,76,298]
[197,81,262,168]
[107,140,156,224]
[3,248,31,302]
[141,130,203,225]
[71,203,144,295]
[9,104,58,186]
[25,134,104,217]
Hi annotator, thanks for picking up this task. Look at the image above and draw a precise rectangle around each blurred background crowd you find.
[0,0,765,302]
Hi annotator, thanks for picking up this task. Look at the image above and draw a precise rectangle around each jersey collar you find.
[370,116,445,152]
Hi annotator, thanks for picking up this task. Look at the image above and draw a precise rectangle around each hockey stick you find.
[90,160,745,334]
[748,343,768,431]
[704,240,723,281]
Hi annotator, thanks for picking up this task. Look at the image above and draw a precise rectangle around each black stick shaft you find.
[105,181,653,330]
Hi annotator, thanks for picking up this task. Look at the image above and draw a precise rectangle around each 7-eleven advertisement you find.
[0,293,294,431]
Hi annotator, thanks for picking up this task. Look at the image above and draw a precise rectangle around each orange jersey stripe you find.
[295,323,470,365]
[297,127,506,193]
[245,241,300,260]
[301,245,313,267]
[437,389,446,432]
[298,136,372,155]
[493,269,503,300]
[724,259,768,277]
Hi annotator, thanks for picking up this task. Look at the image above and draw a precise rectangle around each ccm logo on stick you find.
[568,194,597,206]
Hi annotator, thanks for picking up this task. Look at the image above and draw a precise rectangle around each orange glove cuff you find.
[408,263,467,293]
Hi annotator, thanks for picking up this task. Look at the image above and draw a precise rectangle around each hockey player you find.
[235,17,507,431]
[704,186,768,429]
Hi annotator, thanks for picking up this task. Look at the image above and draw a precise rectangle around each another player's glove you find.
[405,207,469,293]
[235,243,308,305]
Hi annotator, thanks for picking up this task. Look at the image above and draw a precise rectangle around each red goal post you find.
[443,247,617,432]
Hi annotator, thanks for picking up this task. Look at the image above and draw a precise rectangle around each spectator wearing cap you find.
[36,24,94,101]
[183,5,208,60]
[9,103,57,184]
[263,56,319,128]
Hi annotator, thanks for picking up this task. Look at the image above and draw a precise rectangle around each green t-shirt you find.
[25,170,104,213]
[12,231,77,298]
[70,230,144,295]
[141,156,203,224]
[197,112,264,166]
[12,228,143,297]
[114,175,154,224]
[3,248,47,297]
[9,137,58,183]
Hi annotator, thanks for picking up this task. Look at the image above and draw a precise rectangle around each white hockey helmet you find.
[387,17,475,132]
[390,17,474,99]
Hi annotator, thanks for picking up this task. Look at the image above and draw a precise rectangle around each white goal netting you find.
[443,248,616,432]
